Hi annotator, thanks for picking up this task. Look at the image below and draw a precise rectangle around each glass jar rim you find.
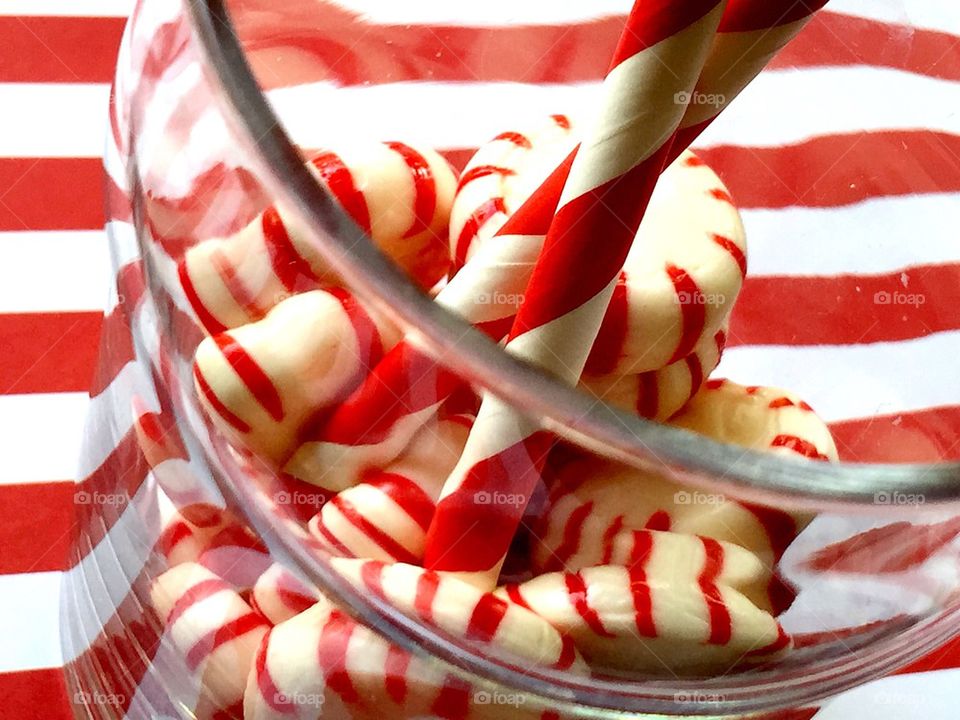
[180,0,960,714]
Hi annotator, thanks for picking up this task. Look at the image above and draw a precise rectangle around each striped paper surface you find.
[2,0,960,717]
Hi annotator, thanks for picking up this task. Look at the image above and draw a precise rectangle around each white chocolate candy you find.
[309,415,472,563]
[534,381,836,575]
[180,141,456,334]
[151,563,269,720]
[250,563,320,625]
[449,113,578,269]
[581,325,726,421]
[193,289,399,465]
[500,562,788,674]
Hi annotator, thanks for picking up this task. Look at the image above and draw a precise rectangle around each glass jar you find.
[63,1,960,718]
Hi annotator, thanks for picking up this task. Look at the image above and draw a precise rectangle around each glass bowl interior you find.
[112,0,960,715]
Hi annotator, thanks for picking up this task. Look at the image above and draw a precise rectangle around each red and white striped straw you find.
[669,0,831,162]
[285,0,829,491]
[422,0,728,587]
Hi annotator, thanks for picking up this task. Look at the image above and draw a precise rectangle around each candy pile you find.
[152,1,837,717]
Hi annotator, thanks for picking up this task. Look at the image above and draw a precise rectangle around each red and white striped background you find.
[3,0,960,718]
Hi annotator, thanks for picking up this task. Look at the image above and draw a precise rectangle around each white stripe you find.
[743,193,960,278]
[0,231,110,312]
[0,571,63,671]
[329,0,631,26]
[697,66,960,149]
[11,66,960,159]
[717,331,960,422]
[273,69,960,154]
[0,83,110,158]
[828,0,960,36]
[0,0,132,16]
[0,393,89,485]
[269,81,600,153]
[815,669,960,719]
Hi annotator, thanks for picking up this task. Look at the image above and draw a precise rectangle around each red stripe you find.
[312,514,355,556]
[614,0,722,64]
[718,0,825,32]
[330,494,420,563]
[455,165,515,192]
[0,16,125,83]
[711,233,747,278]
[0,158,104,231]
[210,247,267,320]
[769,397,795,409]
[503,584,532,611]
[741,503,797,562]
[0,311,101,394]
[771,11,960,82]
[431,678,471,720]
[627,530,657,637]
[213,332,285,421]
[309,151,372,234]
[746,625,791,656]
[697,131,960,210]
[770,434,831,460]
[364,471,436,532]
[193,364,252,433]
[178,259,227,335]
[599,514,625,565]
[166,578,231,626]
[0,482,74,574]
[384,644,411,703]
[543,501,594,572]
[158,520,193,559]
[635,370,661,419]
[262,206,319,292]
[698,537,733,645]
[452,196,507,269]
[0,668,72,720]
[666,264,708,363]
[465,594,509,642]
[360,559,387,597]
[318,610,362,706]
[186,612,267,670]
[730,265,960,347]
[643,509,672,532]
[554,635,578,671]
[565,572,615,638]
[256,632,295,712]
[551,114,572,130]
[414,571,441,624]
[830,404,960,463]
[386,141,437,238]
[585,271,629,375]
[492,131,532,148]
[327,287,385,378]
[684,353,704,399]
